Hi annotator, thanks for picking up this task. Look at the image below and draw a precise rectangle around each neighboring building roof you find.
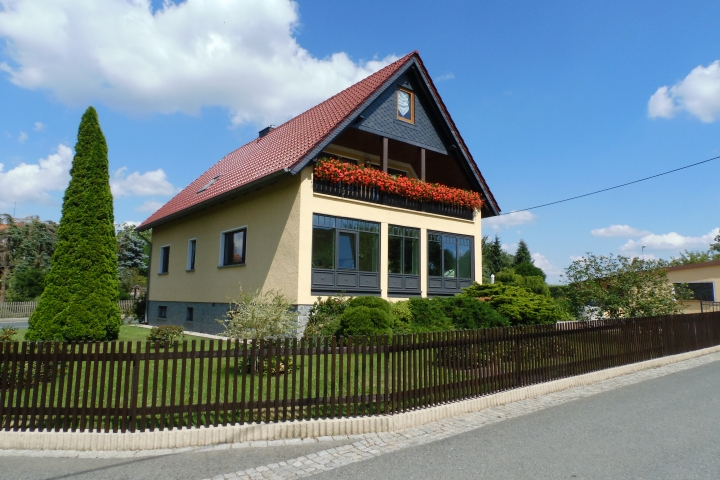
[138,51,500,230]
[666,260,720,272]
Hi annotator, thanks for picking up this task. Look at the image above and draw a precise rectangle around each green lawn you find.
[8,324,212,343]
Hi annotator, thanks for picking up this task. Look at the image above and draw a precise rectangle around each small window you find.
[187,239,196,271]
[159,245,170,274]
[396,88,414,124]
[186,307,194,322]
[197,175,221,194]
[221,228,247,266]
[158,306,167,318]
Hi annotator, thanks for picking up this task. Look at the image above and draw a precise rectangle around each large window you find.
[428,232,473,293]
[388,225,420,294]
[311,214,380,292]
[159,245,170,274]
[220,227,246,266]
[675,282,715,301]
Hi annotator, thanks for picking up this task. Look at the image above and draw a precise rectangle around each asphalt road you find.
[314,359,720,480]
[2,358,720,480]
[0,318,28,329]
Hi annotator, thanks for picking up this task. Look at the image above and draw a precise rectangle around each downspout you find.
[140,236,152,324]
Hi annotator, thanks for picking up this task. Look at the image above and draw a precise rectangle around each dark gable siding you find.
[354,73,448,155]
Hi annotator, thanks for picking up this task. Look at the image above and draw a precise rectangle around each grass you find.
[6,324,211,343]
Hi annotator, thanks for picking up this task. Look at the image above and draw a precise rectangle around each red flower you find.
[314,157,484,211]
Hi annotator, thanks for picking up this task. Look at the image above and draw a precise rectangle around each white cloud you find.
[569,255,585,262]
[0,0,396,126]
[33,121,45,131]
[134,200,164,212]
[648,61,720,122]
[0,143,72,206]
[532,252,563,276]
[590,224,650,238]
[111,167,176,197]
[17,131,27,143]
[619,228,720,252]
[501,243,518,254]
[435,72,454,82]
[483,211,536,230]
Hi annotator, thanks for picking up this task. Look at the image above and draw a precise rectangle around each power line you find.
[498,153,720,216]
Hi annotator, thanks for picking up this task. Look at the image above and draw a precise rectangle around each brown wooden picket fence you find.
[1,311,719,433]
[0,300,135,319]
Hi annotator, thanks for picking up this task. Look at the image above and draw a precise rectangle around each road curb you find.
[3,345,719,452]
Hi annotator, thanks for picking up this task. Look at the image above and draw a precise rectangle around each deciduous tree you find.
[564,253,688,319]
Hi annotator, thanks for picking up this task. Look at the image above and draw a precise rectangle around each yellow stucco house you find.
[137,51,501,334]
[666,260,720,313]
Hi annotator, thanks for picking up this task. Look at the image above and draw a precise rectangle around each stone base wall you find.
[148,301,313,337]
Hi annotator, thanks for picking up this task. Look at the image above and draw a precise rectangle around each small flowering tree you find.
[219,288,296,339]
[314,158,484,210]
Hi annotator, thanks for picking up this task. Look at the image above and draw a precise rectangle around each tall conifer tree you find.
[514,239,533,266]
[27,107,121,341]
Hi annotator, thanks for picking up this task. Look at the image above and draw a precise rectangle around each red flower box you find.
[313,158,484,211]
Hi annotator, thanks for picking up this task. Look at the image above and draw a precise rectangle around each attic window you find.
[197,175,221,194]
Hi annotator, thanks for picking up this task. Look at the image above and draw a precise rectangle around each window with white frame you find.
[187,239,196,271]
[220,227,247,266]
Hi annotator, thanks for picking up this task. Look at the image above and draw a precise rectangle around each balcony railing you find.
[313,179,474,220]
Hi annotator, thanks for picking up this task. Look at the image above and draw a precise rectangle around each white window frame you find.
[187,238,197,271]
[158,245,170,274]
[218,225,248,267]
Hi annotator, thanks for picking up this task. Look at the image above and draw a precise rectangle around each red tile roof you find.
[138,51,499,230]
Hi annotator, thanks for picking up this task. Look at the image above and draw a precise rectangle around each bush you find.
[0,326,18,343]
[442,295,510,330]
[407,298,454,332]
[219,288,296,339]
[463,283,563,325]
[347,296,391,313]
[389,300,413,334]
[304,294,349,337]
[338,305,393,336]
[514,262,547,280]
[148,325,184,345]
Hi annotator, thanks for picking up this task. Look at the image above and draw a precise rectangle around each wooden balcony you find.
[313,179,474,220]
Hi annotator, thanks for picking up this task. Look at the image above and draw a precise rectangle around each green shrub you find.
[442,295,510,330]
[347,296,391,313]
[148,325,184,345]
[516,275,550,296]
[0,326,19,343]
[407,298,454,333]
[339,306,393,336]
[219,288,295,339]
[389,300,413,334]
[514,262,547,280]
[463,283,561,325]
[304,294,349,337]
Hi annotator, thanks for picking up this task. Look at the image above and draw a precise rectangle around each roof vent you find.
[258,125,276,138]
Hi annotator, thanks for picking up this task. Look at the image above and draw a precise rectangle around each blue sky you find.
[1,0,719,283]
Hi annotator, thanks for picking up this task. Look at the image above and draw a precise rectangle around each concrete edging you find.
[3,345,719,452]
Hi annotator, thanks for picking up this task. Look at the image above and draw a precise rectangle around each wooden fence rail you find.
[2,311,719,433]
[0,301,135,319]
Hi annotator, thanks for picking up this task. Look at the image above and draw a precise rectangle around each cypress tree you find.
[26,107,121,341]
[514,239,533,266]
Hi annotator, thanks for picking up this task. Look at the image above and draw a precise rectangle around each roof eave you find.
[136,169,290,232]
